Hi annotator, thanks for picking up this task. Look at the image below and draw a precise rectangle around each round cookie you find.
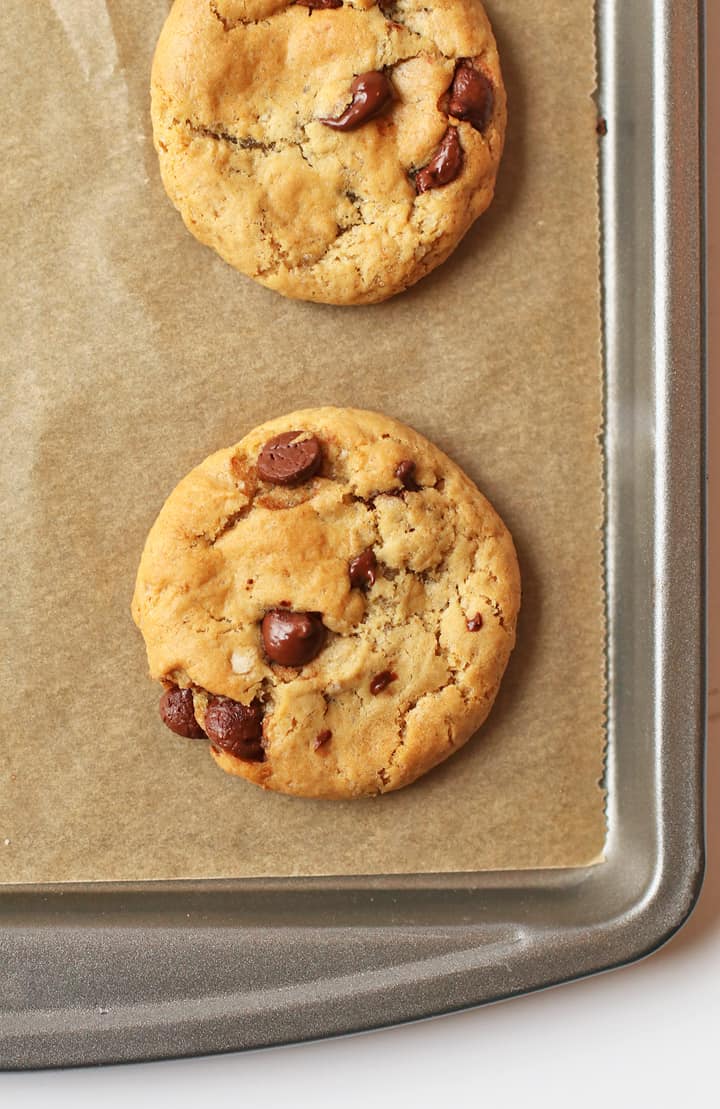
[132,408,521,798]
[150,0,506,305]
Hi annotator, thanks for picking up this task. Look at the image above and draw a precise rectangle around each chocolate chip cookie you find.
[132,408,520,798]
[150,0,506,305]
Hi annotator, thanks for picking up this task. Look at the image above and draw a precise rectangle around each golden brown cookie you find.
[150,0,506,304]
[132,408,520,798]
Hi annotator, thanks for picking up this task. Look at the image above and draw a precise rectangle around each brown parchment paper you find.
[0,0,606,882]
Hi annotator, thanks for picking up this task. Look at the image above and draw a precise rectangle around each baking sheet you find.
[0,0,605,881]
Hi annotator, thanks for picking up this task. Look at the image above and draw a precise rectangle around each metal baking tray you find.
[0,0,705,1070]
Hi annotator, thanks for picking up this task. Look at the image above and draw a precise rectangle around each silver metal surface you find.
[0,0,705,1069]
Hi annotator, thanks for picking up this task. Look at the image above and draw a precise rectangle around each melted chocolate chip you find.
[414,128,463,194]
[447,62,494,131]
[349,548,378,590]
[262,610,327,667]
[296,0,342,6]
[204,696,264,760]
[466,613,484,631]
[314,729,332,750]
[395,459,420,491]
[257,431,322,486]
[320,71,393,131]
[159,687,206,739]
[370,669,398,695]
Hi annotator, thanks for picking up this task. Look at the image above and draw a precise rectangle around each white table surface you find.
[2,9,717,1107]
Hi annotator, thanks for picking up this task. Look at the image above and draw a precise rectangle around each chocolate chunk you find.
[414,128,463,194]
[596,117,608,136]
[262,610,327,667]
[466,613,484,631]
[314,729,332,750]
[349,548,377,590]
[296,0,342,6]
[257,431,322,486]
[320,71,393,131]
[204,696,264,760]
[370,669,397,695]
[395,459,420,491]
[447,62,494,131]
[159,687,206,739]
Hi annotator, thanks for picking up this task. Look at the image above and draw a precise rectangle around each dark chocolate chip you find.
[349,548,378,590]
[314,729,332,750]
[370,669,398,695]
[296,0,342,6]
[414,128,463,194]
[395,459,420,491]
[204,696,264,760]
[447,62,494,131]
[466,613,484,631]
[319,71,393,131]
[262,610,327,667]
[257,431,322,486]
[596,117,608,136]
[159,687,206,739]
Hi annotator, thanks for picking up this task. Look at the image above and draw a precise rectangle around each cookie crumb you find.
[230,648,255,674]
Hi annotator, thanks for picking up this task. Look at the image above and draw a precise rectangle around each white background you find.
[2,7,717,1106]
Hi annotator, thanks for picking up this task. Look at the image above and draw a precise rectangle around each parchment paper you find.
[0,0,605,881]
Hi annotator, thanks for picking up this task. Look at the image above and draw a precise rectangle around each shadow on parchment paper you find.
[104,1,170,182]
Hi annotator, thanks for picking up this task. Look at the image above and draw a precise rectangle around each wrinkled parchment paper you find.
[0,0,605,880]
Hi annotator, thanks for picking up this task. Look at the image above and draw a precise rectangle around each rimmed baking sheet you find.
[0,0,704,1073]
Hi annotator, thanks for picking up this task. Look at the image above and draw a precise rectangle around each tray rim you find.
[0,0,706,1070]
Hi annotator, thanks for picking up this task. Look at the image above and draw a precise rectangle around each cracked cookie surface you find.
[150,0,506,304]
[132,407,520,798]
